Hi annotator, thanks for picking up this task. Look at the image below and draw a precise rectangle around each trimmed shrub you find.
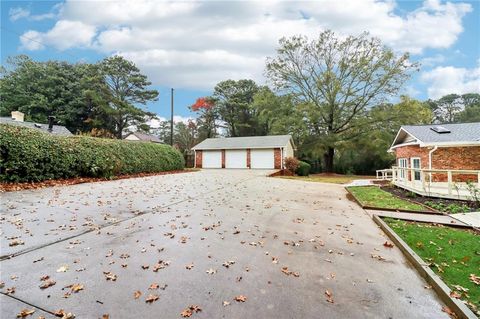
[0,124,185,182]
[284,157,299,173]
[296,161,311,176]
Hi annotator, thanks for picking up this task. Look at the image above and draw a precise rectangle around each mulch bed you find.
[0,169,198,192]
[269,169,294,177]
[381,184,480,213]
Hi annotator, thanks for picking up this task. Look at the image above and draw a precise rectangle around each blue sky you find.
[1,0,479,122]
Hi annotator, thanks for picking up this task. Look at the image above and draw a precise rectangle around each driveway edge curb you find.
[372,214,478,319]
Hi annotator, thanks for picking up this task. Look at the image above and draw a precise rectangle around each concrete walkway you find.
[1,170,449,318]
[365,210,471,227]
[450,211,480,228]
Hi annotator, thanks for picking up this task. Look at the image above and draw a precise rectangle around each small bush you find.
[0,124,185,183]
[296,161,311,176]
[284,157,299,173]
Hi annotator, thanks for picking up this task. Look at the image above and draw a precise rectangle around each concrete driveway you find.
[1,170,448,318]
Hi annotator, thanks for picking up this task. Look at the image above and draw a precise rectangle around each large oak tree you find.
[265,30,418,172]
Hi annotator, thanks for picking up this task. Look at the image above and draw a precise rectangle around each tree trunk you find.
[323,147,335,173]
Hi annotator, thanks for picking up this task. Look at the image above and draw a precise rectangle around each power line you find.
[1,26,84,60]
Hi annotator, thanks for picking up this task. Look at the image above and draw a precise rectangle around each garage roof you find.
[192,135,293,150]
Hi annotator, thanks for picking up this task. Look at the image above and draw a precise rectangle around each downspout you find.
[281,148,284,169]
[194,150,196,168]
[428,146,438,183]
[428,146,438,170]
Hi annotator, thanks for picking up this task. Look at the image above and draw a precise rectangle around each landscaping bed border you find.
[372,215,478,319]
[345,186,440,214]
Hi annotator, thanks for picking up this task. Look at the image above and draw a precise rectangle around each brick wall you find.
[394,145,480,182]
[246,149,251,168]
[274,148,282,169]
[195,150,202,168]
[221,150,225,168]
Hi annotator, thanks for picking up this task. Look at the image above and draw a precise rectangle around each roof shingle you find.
[192,135,293,150]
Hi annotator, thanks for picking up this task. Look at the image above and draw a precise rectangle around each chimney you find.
[11,111,25,122]
[48,116,55,132]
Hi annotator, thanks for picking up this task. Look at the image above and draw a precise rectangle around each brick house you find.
[192,135,295,169]
[390,123,480,178]
[389,123,480,190]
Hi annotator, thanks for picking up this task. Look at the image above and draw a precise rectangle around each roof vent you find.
[430,126,451,134]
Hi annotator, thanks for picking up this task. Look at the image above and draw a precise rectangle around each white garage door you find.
[225,149,247,168]
[251,149,275,169]
[202,150,222,168]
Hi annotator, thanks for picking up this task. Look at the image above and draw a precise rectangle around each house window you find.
[398,158,408,180]
[411,158,421,181]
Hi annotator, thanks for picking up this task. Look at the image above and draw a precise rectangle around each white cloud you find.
[148,115,194,128]
[20,20,96,51]
[9,4,59,22]
[9,7,30,21]
[420,54,446,67]
[421,63,480,99]
[18,0,473,89]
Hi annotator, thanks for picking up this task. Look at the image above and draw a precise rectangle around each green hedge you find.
[0,124,185,182]
[296,161,311,176]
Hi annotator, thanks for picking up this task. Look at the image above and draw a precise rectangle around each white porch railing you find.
[376,169,393,180]
[387,166,480,201]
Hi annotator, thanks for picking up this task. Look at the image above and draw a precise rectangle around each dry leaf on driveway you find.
[180,305,202,317]
[103,271,117,281]
[133,291,142,299]
[325,290,334,303]
[145,294,159,303]
[53,309,75,318]
[234,295,247,302]
[39,280,56,289]
[149,283,159,290]
[383,241,394,248]
[56,265,69,273]
[441,306,457,318]
[16,309,35,317]
[206,268,216,275]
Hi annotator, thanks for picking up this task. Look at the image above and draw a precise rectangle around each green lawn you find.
[384,218,480,315]
[347,186,426,211]
[278,174,374,184]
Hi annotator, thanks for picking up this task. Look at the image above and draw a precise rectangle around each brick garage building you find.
[390,123,480,182]
[192,135,295,169]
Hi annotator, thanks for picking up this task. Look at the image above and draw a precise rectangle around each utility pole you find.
[170,88,174,146]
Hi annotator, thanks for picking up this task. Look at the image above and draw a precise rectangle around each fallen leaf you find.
[149,283,159,290]
[185,263,194,270]
[206,268,216,275]
[53,309,75,318]
[133,291,142,299]
[16,309,35,318]
[145,294,159,303]
[39,280,56,289]
[56,265,69,273]
[222,301,230,307]
[469,274,480,285]
[383,241,394,248]
[180,305,202,317]
[325,290,334,303]
[69,283,84,293]
[103,271,117,281]
[450,291,461,299]
[234,295,247,302]
[441,306,457,318]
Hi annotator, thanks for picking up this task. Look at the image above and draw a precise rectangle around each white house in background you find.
[124,132,163,143]
[192,135,295,169]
